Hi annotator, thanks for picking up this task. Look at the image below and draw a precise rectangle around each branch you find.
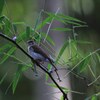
[0,32,68,100]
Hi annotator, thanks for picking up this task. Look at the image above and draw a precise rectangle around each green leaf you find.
[41,32,55,45]
[45,64,52,81]
[65,20,82,26]
[0,47,16,64]
[56,40,69,63]
[26,26,30,38]
[74,40,92,44]
[13,22,25,25]
[2,16,13,35]
[91,95,97,100]
[12,24,17,33]
[36,16,53,30]
[78,55,90,73]
[60,95,64,100]
[0,0,4,15]
[12,72,21,94]
[0,15,5,23]
[96,53,100,63]
[46,12,86,25]
[12,65,22,94]
[0,73,7,84]
[0,44,11,52]
[52,27,72,32]
[47,83,69,92]
[58,14,86,24]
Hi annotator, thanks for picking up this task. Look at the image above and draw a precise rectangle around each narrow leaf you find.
[91,95,97,100]
[0,73,7,84]
[0,44,11,52]
[60,95,64,100]
[0,0,4,15]
[36,16,53,30]
[78,56,90,73]
[52,27,72,32]
[56,41,69,63]
[12,72,21,94]
[41,32,55,45]
[0,47,16,64]
[12,65,22,94]
[0,15,5,23]
[26,26,30,38]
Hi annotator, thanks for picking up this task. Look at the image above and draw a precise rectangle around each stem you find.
[0,32,68,100]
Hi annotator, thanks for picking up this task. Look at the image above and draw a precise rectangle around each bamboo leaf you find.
[0,73,7,84]
[2,16,13,35]
[60,95,64,100]
[41,32,55,45]
[47,83,69,92]
[52,27,72,32]
[0,0,4,15]
[12,71,21,94]
[56,41,69,63]
[0,47,16,64]
[26,26,30,38]
[12,65,22,94]
[0,15,5,23]
[65,20,82,26]
[78,55,90,73]
[74,40,92,44]
[12,24,17,34]
[91,95,97,100]
[46,12,86,24]
[36,16,53,30]
[45,64,51,81]
[58,14,86,24]
[96,53,100,63]
[0,44,11,52]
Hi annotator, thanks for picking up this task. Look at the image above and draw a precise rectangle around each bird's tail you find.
[49,59,61,82]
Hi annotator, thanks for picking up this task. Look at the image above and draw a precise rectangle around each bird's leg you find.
[31,64,38,76]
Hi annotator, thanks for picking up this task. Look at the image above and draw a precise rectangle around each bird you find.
[27,40,61,81]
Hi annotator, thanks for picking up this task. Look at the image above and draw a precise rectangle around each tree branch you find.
[0,32,68,100]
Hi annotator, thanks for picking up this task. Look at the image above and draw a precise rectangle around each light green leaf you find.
[58,14,86,24]
[0,15,5,23]
[0,73,7,84]
[13,22,25,25]
[0,47,16,64]
[12,72,21,94]
[36,16,53,30]
[2,16,13,35]
[56,40,69,63]
[12,24,17,34]
[60,95,64,100]
[0,44,11,52]
[12,65,22,94]
[41,32,55,45]
[78,55,90,73]
[47,83,69,92]
[45,64,51,81]
[91,95,97,100]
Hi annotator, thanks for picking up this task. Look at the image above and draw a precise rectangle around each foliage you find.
[0,0,100,100]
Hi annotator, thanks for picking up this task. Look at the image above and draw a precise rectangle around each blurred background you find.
[0,0,100,100]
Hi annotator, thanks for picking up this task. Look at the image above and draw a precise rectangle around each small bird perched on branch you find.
[27,40,61,81]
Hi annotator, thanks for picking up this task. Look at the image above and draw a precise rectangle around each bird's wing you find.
[32,44,50,59]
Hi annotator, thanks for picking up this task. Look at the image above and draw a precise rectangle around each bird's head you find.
[27,40,35,46]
